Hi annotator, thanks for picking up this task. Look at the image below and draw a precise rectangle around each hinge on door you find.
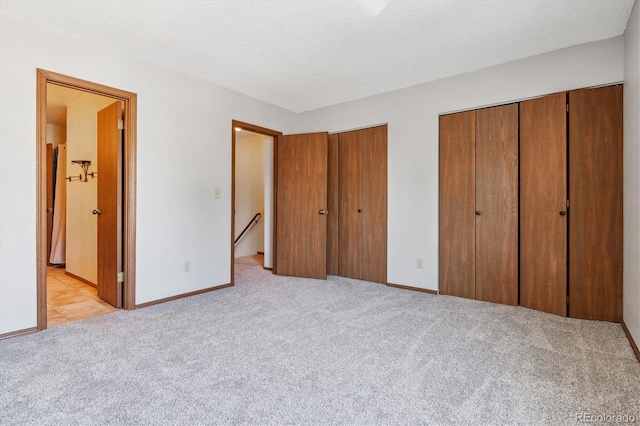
[566,199,570,208]
[118,119,124,130]
[567,295,569,304]
[117,271,124,283]
[566,104,569,112]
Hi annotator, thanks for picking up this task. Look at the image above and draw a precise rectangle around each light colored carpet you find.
[1,255,638,425]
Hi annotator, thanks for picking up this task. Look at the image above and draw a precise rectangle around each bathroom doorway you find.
[36,69,138,330]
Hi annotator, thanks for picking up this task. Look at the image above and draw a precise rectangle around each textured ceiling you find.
[1,1,635,112]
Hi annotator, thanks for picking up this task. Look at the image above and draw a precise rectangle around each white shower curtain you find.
[49,144,66,264]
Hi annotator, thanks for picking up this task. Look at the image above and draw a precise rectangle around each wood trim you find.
[328,122,389,135]
[123,94,137,311]
[263,267,273,271]
[0,327,38,340]
[387,282,438,295]
[231,124,236,285]
[232,120,282,138]
[65,271,97,288]
[326,133,339,275]
[438,83,623,117]
[38,69,137,100]
[622,321,640,363]
[273,134,279,274]
[231,120,281,284]
[135,283,233,309]
[37,69,138,331]
[36,70,47,331]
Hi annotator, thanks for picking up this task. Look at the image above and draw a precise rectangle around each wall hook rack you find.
[66,160,97,182]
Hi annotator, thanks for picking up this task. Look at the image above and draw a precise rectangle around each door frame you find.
[231,120,281,284]
[36,69,138,330]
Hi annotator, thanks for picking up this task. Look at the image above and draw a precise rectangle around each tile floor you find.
[47,266,118,326]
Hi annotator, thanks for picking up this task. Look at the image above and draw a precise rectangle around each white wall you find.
[234,131,265,258]
[46,124,65,147]
[624,0,640,349]
[0,9,633,337]
[297,37,625,292]
[0,12,297,334]
[65,93,116,284]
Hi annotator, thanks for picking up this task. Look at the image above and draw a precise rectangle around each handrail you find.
[235,212,261,245]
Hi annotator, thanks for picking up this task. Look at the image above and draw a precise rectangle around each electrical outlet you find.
[416,258,423,269]
[183,261,191,272]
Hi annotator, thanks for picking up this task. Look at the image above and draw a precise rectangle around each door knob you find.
[92,209,102,215]
[319,209,327,215]
[357,209,362,213]
[559,211,566,216]
[475,211,481,216]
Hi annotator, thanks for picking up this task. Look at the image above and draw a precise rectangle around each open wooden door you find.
[96,102,123,307]
[275,132,328,279]
[46,144,54,260]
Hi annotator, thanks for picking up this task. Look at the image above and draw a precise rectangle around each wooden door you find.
[275,132,329,279]
[439,111,476,299]
[520,92,568,316]
[326,133,340,275]
[475,104,519,306]
[97,102,123,308]
[46,144,54,260]
[569,86,623,322]
[360,125,387,284]
[338,130,363,279]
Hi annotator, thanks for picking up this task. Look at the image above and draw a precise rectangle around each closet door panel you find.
[569,86,623,322]
[439,111,476,299]
[520,92,567,316]
[361,125,387,284]
[475,104,519,306]
[327,133,340,275]
[338,130,362,279]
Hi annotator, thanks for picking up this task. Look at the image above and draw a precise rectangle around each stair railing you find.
[235,212,261,245]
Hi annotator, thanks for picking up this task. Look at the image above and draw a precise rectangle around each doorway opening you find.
[231,121,281,284]
[37,69,137,330]
[45,84,122,325]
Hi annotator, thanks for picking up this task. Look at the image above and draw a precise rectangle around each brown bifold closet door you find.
[338,129,363,280]
[475,104,519,306]
[569,86,623,322]
[337,125,388,284]
[326,133,340,276]
[360,125,387,284]
[275,132,329,279]
[439,111,476,299]
[520,92,567,316]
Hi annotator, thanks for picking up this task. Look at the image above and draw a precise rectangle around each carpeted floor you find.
[1,255,639,425]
